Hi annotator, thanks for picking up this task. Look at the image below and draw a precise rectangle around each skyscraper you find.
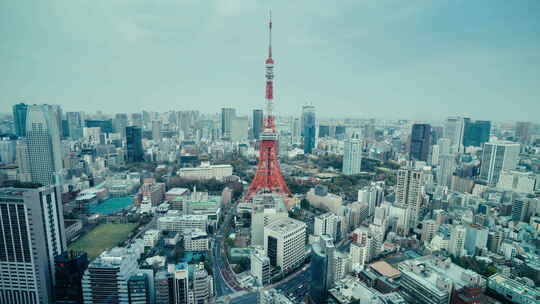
[410,123,431,161]
[444,117,469,153]
[66,111,84,140]
[342,134,363,175]
[515,121,532,145]
[82,247,141,304]
[173,263,189,304]
[309,235,336,304]
[302,105,317,154]
[126,126,144,162]
[463,120,491,147]
[12,103,28,137]
[54,251,89,304]
[220,108,236,140]
[152,120,162,142]
[252,109,264,140]
[231,116,249,141]
[264,218,306,273]
[114,113,129,138]
[0,185,67,304]
[479,141,520,185]
[24,105,63,186]
[396,168,425,234]
[437,154,456,188]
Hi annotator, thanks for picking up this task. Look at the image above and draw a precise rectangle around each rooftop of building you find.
[265,218,306,234]
[488,274,539,298]
[369,261,401,278]
[398,255,484,293]
[166,188,190,196]
[0,187,39,199]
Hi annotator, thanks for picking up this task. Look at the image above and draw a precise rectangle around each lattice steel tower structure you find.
[245,12,290,200]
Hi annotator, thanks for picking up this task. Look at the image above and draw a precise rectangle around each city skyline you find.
[1,1,540,121]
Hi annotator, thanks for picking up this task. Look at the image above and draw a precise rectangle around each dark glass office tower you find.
[463,120,491,147]
[12,103,28,137]
[252,109,263,140]
[410,123,431,161]
[54,251,89,304]
[126,126,144,162]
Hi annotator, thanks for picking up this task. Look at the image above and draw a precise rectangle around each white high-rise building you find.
[396,168,425,234]
[264,218,306,273]
[0,186,67,304]
[314,212,342,242]
[231,116,249,142]
[342,134,363,175]
[349,241,371,268]
[152,120,162,142]
[23,105,63,186]
[357,183,384,216]
[444,117,467,153]
[479,141,521,185]
[251,194,289,246]
[421,219,439,243]
[82,246,142,304]
[192,263,213,304]
[250,247,271,286]
[449,225,466,257]
[437,154,456,188]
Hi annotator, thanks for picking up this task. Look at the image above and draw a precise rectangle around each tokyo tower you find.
[245,12,290,200]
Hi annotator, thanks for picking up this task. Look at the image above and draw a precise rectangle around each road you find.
[274,266,311,303]
[212,200,242,297]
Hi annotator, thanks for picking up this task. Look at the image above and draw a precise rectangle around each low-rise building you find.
[157,214,207,234]
[143,229,160,248]
[183,229,209,252]
[487,274,539,304]
[178,163,233,181]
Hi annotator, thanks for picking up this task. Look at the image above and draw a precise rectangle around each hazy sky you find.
[1,0,539,121]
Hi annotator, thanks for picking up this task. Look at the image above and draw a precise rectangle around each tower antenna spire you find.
[268,9,272,58]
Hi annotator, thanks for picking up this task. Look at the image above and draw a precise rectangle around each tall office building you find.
[66,111,84,140]
[264,218,306,273]
[128,273,150,304]
[131,113,143,128]
[302,105,317,154]
[479,141,520,185]
[463,120,491,147]
[126,126,144,162]
[114,113,129,138]
[357,183,384,217]
[437,154,456,188]
[152,120,162,142]
[342,134,363,175]
[192,263,212,304]
[444,117,469,153]
[464,224,488,256]
[309,235,336,304]
[410,123,431,161]
[12,103,28,137]
[314,212,342,242]
[291,117,301,144]
[24,105,63,186]
[396,168,425,234]
[155,270,173,304]
[173,263,190,304]
[515,121,532,145]
[449,225,466,257]
[231,116,249,141]
[82,247,141,304]
[0,186,67,304]
[221,108,236,140]
[252,109,264,140]
[54,251,89,304]
[250,247,271,286]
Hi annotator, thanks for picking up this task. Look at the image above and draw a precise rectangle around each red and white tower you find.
[245,12,290,200]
